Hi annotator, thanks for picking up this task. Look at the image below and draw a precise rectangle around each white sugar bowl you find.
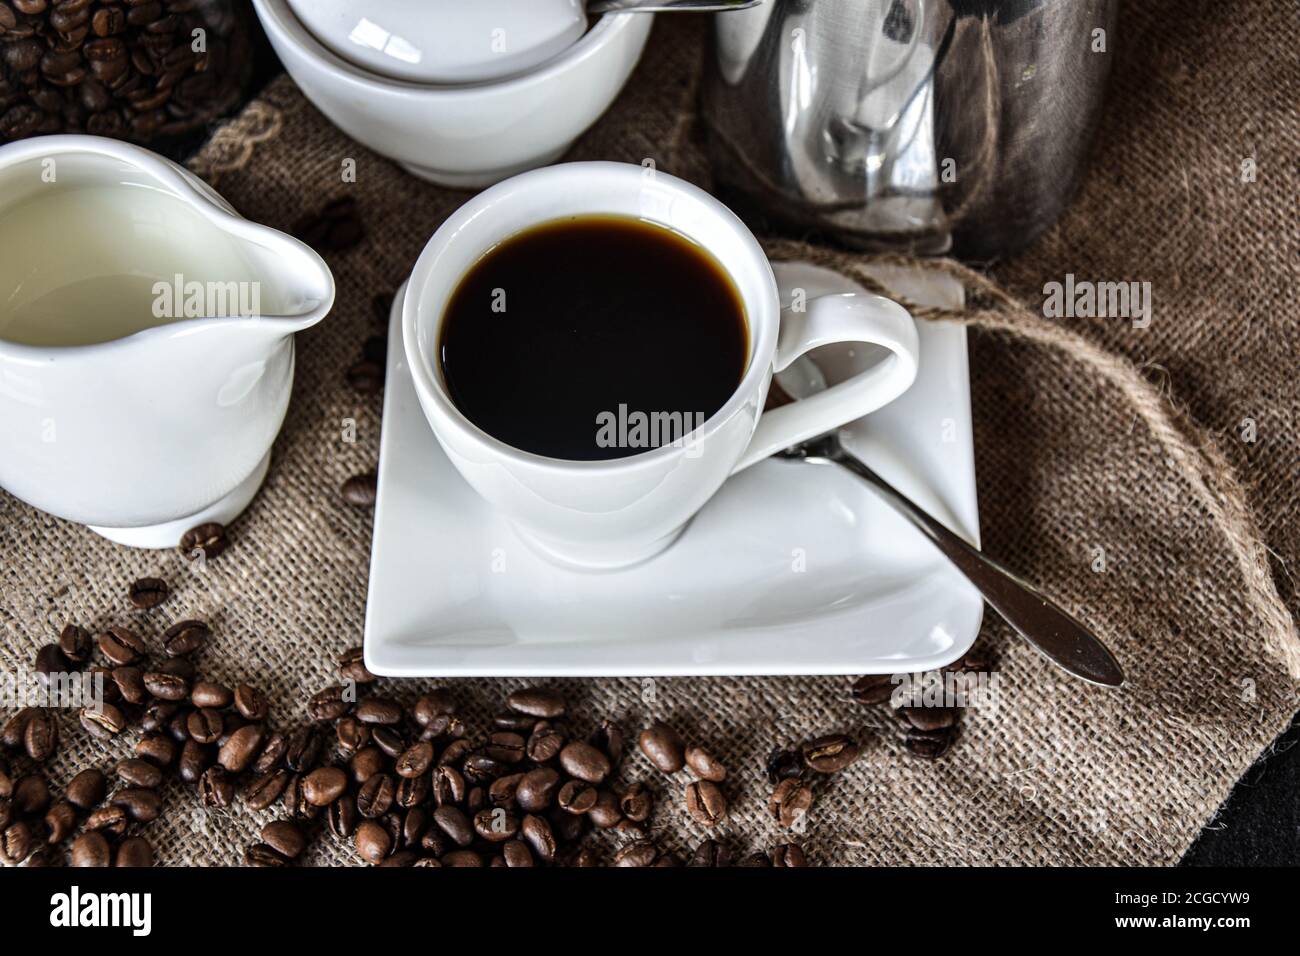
[253,0,653,188]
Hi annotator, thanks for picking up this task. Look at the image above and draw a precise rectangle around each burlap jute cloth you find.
[2,4,1297,866]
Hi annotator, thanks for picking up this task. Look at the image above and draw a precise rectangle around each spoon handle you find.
[588,0,761,12]
[828,448,1125,687]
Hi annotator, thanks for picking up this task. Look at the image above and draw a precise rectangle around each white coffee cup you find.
[403,162,919,569]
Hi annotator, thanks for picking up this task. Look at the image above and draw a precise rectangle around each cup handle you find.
[732,292,920,473]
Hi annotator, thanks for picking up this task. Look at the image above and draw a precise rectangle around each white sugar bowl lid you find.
[286,0,590,85]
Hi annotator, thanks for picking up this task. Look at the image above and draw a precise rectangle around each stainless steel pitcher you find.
[702,0,1118,258]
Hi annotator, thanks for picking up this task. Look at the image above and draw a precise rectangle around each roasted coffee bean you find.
[337,645,377,684]
[461,753,506,784]
[550,805,588,843]
[2,708,35,748]
[769,778,814,828]
[161,619,209,658]
[115,836,153,868]
[474,808,519,842]
[557,780,597,814]
[684,745,726,782]
[254,820,304,860]
[395,741,433,779]
[85,804,128,836]
[245,843,290,867]
[413,689,457,727]
[248,731,287,776]
[135,733,177,768]
[128,576,168,608]
[432,805,473,847]
[346,747,383,786]
[771,843,809,867]
[115,757,162,789]
[356,773,395,818]
[34,643,71,678]
[688,839,732,867]
[502,840,533,867]
[218,723,264,773]
[13,774,49,815]
[466,786,487,815]
[432,765,466,807]
[738,851,772,867]
[308,685,350,721]
[345,359,382,393]
[143,670,189,701]
[65,767,106,810]
[570,847,599,867]
[110,787,159,823]
[58,624,92,663]
[284,726,323,773]
[97,626,145,665]
[111,666,147,705]
[492,712,536,733]
[896,706,957,733]
[178,739,212,784]
[328,794,358,839]
[525,721,564,763]
[519,813,556,862]
[70,830,111,867]
[801,733,860,773]
[515,767,560,813]
[355,819,391,864]
[303,766,347,806]
[23,708,58,762]
[187,708,223,744]
[242,769,290,811]
[187,680,229,710]
[340,473,377,507]
[335,717,370,756]
[614,839,659,867]
[685,780,727,826]
[91,5,125,37]
[638,722,685,773]
[371,725,405,758]
[765,747,805,786]
[559,741,610,784]
[506,686,565,718]
[199,766,235,808]
[140,700,179,733]
[232,684,268,721]
[487,772,523,809]
[484,731,526,764]
[851,673,897,705]
[43,800,77,844]
[395,774,429,809]
[439,850,481,867]
[354,696,401,725]
[80,703,126,739]
[591,719,624,765]
[180,522,227,560]
[904,728,955,759]
[588,789,622,829]
[619,782,653,822]
[3,820,37,864]
[398,806,428,849]
[285,774,321,821]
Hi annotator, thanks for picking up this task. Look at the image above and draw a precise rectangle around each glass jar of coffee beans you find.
[0,0,253,145]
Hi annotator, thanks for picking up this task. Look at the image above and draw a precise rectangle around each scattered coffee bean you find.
[34,643,70,678]
[515,767,561,813]
[433,805,474,847]
[233,684,269,721]
[685,779,727,826]
[80,703,126,738]
[638,722,685,773]
[57,624,92,663]
[308,685,351,722]
[261,820,306,859]
[771,843,809,867]
[65,768,106,810]
[245,843,290,867]
[44,800,77,843]
[161,620,209,658]
[688,839,732,867]
[395,741,433,779]
[557,780,597,814]
[851,673,897,705]
[180,521,227,560]
[191,680,232,709]
[559,741,610,784]
[341,472,377,507]
[244,769,290,811]
[187,708,223,744]
[526,721,565,763]
[614,839,659,867]
[904,728,956,759]
[769,778,814,828]
[619,782,653,822]
[116,758,163,789]
[355,819,391,863]
[128,576,168,608]
[684,745,726,782]
[801,733,860,773]
[506,687,566,718]
[199,766,234,808]
[23,708,57,762]
[70,830,112,867]
[115,836,154,868]
[896,707,957,733]
[303,767,347,807]
[218,723,264,773]
[143,670,189,701]
[84,804,128,836]
[338,646,377,684]
[97,626,145,665]
[356,772,395,818]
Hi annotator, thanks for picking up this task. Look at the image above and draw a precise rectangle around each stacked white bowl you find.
[252,0,653,187]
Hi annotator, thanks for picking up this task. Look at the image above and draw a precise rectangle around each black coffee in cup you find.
[439,215,748,461]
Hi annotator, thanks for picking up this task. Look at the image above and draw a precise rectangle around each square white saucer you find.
[364,261,982,676]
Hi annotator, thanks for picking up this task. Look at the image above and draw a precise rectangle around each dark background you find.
[194,24,1295,870]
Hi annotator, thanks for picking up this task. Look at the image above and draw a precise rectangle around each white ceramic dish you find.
[364,261,982,676]
[0,136,334,548]
[286,0,588,85]
[253,0,652,188]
